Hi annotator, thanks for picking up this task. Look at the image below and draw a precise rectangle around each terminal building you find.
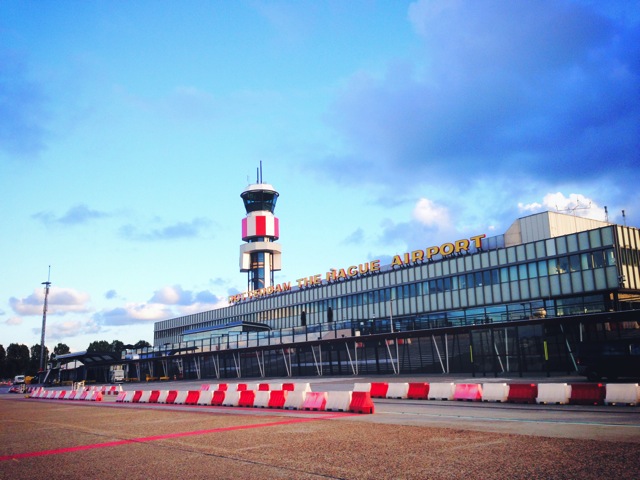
[120,174,639,382]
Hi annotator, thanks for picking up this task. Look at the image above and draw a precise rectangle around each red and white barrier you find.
[386,383,409,399]
[283,390,307,410]
[253,390,270,408]
[536,383,571,404]
[605,383,640,406]
[428,382,455,400]
[454,383,483,401]
[481,383,509,402]
[325,391,352,412]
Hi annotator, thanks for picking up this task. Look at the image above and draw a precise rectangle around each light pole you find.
[40,267,52,373]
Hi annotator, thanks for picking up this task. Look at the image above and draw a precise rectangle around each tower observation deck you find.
[239,164,282,291]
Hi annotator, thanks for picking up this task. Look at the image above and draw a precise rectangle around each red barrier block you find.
[212,390,226,406]
[302,392,327,411]
[79,391,89,400]
[258,383,270,391]
[268,390,287,408]
[218,384,228,391]
[236,383,248,391]
[238,390,256,407]
[282,383,295,391]
[58,391,67,399]
[165,390,178,404]
[407,383,429,400]
[149,390,160,403]
[507,383,538,404]
[115,391,126,402]
[570,383,606,405]
[350,391,375,414]
[370,382,389,398]
[454,383,482,401]
[200,384,210,391]
[91,392,103,402]
[132,391,143,403]
[185,390,200,405]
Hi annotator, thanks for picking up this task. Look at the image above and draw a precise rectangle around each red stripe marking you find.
[0,414,352,461]
[255,215,266,236]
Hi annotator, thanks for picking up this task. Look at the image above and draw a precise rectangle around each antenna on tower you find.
[622,210,627,226]
[604,206,609,223]
[556,200,592,216]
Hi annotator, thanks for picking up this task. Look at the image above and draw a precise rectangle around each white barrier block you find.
[138,390,152,403]
[269,383,283,391]
[605,383,640,405]
[254,391,271,408]
[223,391,241,406]
[157,390,169,403]
[197,391,213,405]
[536,383,571,404]
[174,391,189,404]
[481,383,509,402]
[428,382,455,400]
[244,383,259,391]
[325,391,352,412]
[283,390,307,410]
[292,383,311,392]
[386,383,409,399]
[353,383,371,392]
[122,391,136,403]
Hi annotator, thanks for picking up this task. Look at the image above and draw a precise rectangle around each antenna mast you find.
[39,266,52,373]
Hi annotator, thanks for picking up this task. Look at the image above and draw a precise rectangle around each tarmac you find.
[1,373,639,479]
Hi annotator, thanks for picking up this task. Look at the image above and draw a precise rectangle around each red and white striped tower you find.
[240,164,282,291]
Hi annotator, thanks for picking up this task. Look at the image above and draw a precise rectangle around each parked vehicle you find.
[576,339,640,381]
[13,375,25,385]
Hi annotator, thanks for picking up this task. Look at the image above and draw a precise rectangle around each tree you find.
[6,343,30,378]
[53,343,70,357]
[0,344,6,379]
[133,340,152,349]
[86,340,111,352]
[29,344,50,375]
[110,340,125,356]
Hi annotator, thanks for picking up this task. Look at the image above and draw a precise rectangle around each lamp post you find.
[40,267,52,373]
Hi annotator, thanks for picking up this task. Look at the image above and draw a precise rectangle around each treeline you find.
[0,339,151,379]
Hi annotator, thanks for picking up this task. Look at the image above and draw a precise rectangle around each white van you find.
[14,375,25,385]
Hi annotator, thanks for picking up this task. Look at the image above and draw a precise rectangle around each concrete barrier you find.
[569,383,606,405]
[268,390,287,408]
[302,391,327,411]
[223,391,241,407]
[386,383,409,399]
[283,390,310,410]
[407,383,429,400]
[174,391,189,404]
[536,383,571,404]
[605,383,640,406]
[197,391,213,405]
[353,383,371,393]
[370,382,389,398]
[428,382,455,400]
[325,391,352,412]
[238,390,256,407]
[254,390,270,408]
[211,390,226,406]
[138,390,152,403]
[481,383,509,402]
[454,383,483,401]
[350,391,375,414]
[507,383,537,404]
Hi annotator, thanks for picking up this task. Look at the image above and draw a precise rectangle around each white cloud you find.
[518,192,607,221]
[40,318,101,341]
[9,287,91,316]
[412,198,451,228]
[5,316,23,326]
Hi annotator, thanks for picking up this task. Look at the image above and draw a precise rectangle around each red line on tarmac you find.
[0,414,352,462]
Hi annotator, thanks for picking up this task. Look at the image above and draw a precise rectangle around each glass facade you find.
[154,223,639,348]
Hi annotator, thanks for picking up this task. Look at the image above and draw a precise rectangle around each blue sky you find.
[2,0,638,353]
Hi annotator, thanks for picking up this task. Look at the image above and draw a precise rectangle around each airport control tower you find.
[240,163,282,291]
